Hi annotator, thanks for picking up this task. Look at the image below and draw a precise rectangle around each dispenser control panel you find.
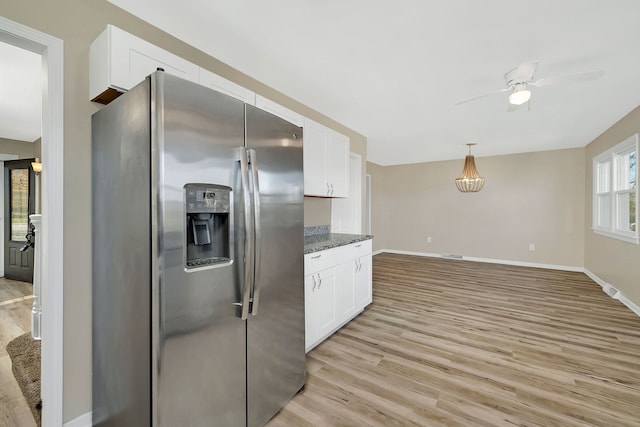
[185,186,230,213]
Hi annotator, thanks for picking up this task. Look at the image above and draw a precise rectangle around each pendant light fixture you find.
[455,143,485,192]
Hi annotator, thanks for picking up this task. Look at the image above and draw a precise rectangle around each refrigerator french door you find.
[92,71,305,427]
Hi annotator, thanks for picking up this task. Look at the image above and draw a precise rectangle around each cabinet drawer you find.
[304,248,339,275]
[339,239,372,261]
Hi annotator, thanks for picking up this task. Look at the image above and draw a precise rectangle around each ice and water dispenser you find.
[185,184,231,268]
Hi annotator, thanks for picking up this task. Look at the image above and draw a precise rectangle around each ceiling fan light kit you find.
[455,143,485,193]
[508,86,531,105]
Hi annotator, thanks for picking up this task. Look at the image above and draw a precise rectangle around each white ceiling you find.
[108,0,640,165]
[0,40,41,143]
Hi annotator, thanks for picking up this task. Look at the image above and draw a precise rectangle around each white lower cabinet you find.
[337,260,357,321]
[355,255,372,309]
[304,239,372,352]
[304,268,337,348]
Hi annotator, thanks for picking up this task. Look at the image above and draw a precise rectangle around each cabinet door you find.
[304,269,337,352]
[199,68,256,105]
[90,25,200,102]
[337,261,357,322]
[255,95,304,127]
[355,255,372,310]
[303,118,328,196]
[325,129,350,197]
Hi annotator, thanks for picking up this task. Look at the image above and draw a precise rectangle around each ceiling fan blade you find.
[506,101,520,112]
[505,61,538,85]
[530,70,604,87]
[455,88,511,105]
[517,61,538,81]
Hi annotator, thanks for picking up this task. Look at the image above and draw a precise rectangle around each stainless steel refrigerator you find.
[92,71,305,427]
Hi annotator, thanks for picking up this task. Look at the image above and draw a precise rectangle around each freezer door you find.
[153,72,248,426]
[92,79,152,427]
[245,104,306,427]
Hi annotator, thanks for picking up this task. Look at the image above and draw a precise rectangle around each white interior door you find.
[331,153,362,234]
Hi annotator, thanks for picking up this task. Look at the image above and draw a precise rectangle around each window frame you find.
[592,133,638,244]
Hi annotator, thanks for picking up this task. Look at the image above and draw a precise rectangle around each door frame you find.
[365,173,372,235]
[0,17,64,426]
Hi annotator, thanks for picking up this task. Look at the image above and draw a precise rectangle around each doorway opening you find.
[0,38,42,426]
[0,16,64,427]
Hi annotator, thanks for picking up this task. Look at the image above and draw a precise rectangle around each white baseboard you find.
[64,412,91,427]
[374,249,639,318]
[617,293,640,317]
[584,269,640,317]
[373,248,439,257]
[583,268,608,289]
[374,249,583,272]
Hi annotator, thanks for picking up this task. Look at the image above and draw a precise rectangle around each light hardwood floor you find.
[0,278,36,427]
[268,253,640,427]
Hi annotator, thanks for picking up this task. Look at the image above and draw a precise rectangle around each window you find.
[10,168,30,242]
[593,134,638,243]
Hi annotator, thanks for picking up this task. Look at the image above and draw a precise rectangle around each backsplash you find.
[304,225,330,236]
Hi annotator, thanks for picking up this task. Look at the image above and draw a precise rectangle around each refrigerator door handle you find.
[249,149,263,316]
[238,147,254,320]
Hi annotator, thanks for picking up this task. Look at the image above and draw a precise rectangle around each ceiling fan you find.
[455,61,604,109]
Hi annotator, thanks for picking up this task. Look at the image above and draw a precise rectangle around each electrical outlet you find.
[529,243,535,251]
[427,236,432,243]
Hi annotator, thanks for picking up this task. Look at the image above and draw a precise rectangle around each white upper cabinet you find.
[255,95,304,127]
[199,68,256,105]
[326,129,350,197]
[90,25,200,103]
[303,119,328,196]
[303,118,350,197]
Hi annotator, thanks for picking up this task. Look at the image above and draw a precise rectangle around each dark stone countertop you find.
[304,233,373,254]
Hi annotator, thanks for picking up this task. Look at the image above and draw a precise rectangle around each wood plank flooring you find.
[268,253,640,426]
[0,278,36,427]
